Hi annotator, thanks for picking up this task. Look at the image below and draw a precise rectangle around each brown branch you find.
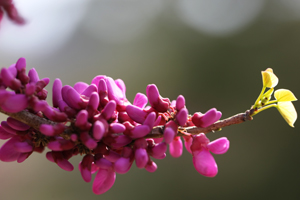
[0,108,253,138]
[0,108,56,130]
[146,109,253,138]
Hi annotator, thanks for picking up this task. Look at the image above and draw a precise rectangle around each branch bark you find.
[0,108,253,138]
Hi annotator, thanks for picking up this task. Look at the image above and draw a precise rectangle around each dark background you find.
[0,1,299,199]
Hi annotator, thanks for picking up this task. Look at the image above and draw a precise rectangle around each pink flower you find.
[192,108,222,128]
[191,133,229,177]
[134,138,149,168]
[92,168,116,195]
[79,154,94,182]
[0,136,34,163]
[114,147,133,174]
[46,151,74,172]
[163,121,178,144]
[0,136,21,162]
[0,0,25,25]
[146,84,170,112]
[169,136,183,158]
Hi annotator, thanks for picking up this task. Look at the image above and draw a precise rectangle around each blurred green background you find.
[0,0,300,199]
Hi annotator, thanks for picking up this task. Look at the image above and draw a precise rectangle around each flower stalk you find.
[0,107,253,139]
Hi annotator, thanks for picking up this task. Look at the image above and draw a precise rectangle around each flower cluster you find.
[0,57,229,195]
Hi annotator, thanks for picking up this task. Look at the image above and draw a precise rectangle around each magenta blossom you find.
[190,133,230,177]
[192,108,222,128]
[0,57,229,195]
[0,0,25,25]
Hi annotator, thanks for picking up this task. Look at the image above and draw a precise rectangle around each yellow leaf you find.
[274,89,298,102]
[261,68,279,88]
[277,101,297,127]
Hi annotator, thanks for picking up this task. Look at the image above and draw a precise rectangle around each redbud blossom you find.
[191,134,229,177]
[0,0,25,24]
[0,57,231,195]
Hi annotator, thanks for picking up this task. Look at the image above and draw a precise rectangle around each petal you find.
[135,148,149,168]
[133,93,148,109]
[92,168,116,195]
[1,67,21,90]
[48,139,75,151]
[1,121,17,135]
[80,132,97,150]
[126,104,147,124]
[52,152,74,171]
[163,121,178,144]
[163,126,176,144]
[23,85,34,96]
[7,117,30,131]
[79,164,92,183]
[169,136,183,158]
[79,154,94,182]
[193,149,218,177]
[110,123,126,133]
[73,82,89,94]
[28,68,40,83]
[95,158,113,169]
[65,86,86,110]
[114,157,132,174]
[146,84,159,107]
[97,79,108,100]
[14,141,33,153]
[151,142,167,159]
[0,90,13,105]
[52,79,63,108]
[39,124,65,136]
[0,126,13,140]
[87,92,100,112]
[115,79,126,99]
[146,84,170,112]
[91,75,106,87]
[101,100,116,120]
[8,64,17,77]
[190,133,210,152]
[15,57,26,71]
[0,137,20,162]
[104,151,121,163]
[1,94,28,113]
[143,112,156,129]
[91,163,100,174]
[145,160,157,173]
[176,95,185,111]
[207,137,230,154]
[183,135,193,154]
[93,120,106,140]
[176,108,188,126]
[75,110,88,127]
[153,115,162,126]
[57,158,74,172]
[113,135,133,148]
[81,84,98,97]
[46,152,55,162]
[192,108,222,128]
[106,77,124,104]
[17,152,30,163]
[130,125,150,139]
